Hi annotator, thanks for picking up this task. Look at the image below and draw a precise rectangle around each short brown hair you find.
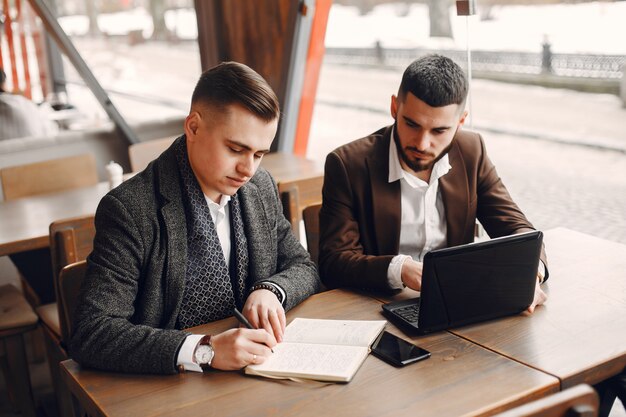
[191,62,280,122]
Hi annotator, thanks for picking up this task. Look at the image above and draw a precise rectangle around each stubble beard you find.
[392,122,453,173]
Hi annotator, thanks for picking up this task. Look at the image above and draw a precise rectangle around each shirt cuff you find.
[176,334,204,373]
[387,255,413,290]
[258,281,286,306]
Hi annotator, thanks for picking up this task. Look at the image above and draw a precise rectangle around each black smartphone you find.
[371,331,431,367]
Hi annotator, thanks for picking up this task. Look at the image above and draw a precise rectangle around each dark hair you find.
[398,54,467,108]
[191,61,279,122]
[0,68,6,93]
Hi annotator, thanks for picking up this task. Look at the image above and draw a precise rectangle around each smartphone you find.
[371,331,431,367]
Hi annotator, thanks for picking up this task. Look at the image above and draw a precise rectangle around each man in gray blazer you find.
[70,62,320,375]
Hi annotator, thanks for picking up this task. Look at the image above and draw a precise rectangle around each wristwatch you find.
[194,335,214,370]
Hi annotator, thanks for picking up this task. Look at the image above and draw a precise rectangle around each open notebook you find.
[245,318,386,383]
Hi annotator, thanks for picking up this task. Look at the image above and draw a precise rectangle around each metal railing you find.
[325,47,625,79]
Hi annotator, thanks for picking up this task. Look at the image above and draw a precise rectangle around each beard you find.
[392,122,454,173]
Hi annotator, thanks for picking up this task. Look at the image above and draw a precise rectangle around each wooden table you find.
[448,228,626,388]
[261,152,323,183]
[0,153,322,257]
[61,289,557,417]
[0,182,110,256]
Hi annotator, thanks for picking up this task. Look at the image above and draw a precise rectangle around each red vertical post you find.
[16,0,33,99]
[28,2,49,98]
[3,0,20,92]
[0,7,4,69]
[292,0,332,157]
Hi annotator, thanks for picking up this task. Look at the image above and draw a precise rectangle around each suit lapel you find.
[368,129,401,255]
[439,139,470,246]
[156,139,188,324]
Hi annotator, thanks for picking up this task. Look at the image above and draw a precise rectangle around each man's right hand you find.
[209,328,277,370]
[401,259,424,291]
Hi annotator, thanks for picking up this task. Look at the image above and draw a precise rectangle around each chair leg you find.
[30,326,47,363]
[596,379,617,417]
[1,346,18,410]
[4,333,37,417]
[42,326,76,417]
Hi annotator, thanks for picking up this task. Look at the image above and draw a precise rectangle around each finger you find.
[246,328,277,348]
[257,308,274,338]
[245,306,260,329]
[278,308,287,338]
[267,309,283,342]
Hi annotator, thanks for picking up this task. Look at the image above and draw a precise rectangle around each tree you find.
[149,0,168,40]
[427,0,453,38]
[85,0,101,36]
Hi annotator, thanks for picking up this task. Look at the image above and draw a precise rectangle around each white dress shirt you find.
[385,131,547,288]
[177,194,232,372]
[386,130,451,289]
[177,193,285,372]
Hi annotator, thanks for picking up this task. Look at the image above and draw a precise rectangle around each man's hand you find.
[243,289,286,343]
[525,276,548,314]
[401,259,424,291]
[210,328,276,370]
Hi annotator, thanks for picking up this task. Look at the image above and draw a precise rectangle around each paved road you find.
[308,64,626,245]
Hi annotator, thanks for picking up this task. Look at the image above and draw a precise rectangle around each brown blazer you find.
[319,126,547,292]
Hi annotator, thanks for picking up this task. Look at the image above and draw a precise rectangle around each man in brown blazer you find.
[319,54,548,313]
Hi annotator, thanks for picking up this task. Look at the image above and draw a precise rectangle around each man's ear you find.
[390,95,398,120]
[184,111,201,140]
[458,110,469,127]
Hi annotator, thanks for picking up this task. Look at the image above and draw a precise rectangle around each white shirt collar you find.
[388,126,451,187]
[204,194,231,224]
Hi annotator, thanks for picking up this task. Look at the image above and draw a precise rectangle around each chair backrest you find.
[128,137,175,172]
[58,260,88,343]
[0,153,98,201]
[302,203,322,266]
[49,215,96,342]
[494,384,598,417]
[278,175,323,240]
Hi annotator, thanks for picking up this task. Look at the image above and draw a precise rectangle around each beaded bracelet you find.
[249,282,284,304]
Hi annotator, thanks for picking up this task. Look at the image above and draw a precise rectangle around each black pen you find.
[233,307,274,353]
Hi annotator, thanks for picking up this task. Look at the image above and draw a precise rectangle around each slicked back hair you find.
[398,54,468,109]
[191,61,280,122]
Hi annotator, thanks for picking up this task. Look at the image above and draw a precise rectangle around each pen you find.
[233,307,274,353]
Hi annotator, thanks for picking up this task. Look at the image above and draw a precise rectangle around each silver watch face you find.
[195,344,214,365]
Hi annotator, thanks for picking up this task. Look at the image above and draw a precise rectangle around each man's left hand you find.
[525,276,548,314]
[243,290,286,343]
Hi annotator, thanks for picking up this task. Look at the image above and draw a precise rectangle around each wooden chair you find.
[128,137,175,172]
[302,203,322,266]
[494,384,599,417]
[0,284,39,417]
[278,175,324,240]
[57,261,88,347]
[37,215,95,417]
[1,153,98,308]
[46,215,96,345]
[0,153,98,201]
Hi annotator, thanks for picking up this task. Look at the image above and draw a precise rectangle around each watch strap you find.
[196,335,213,371]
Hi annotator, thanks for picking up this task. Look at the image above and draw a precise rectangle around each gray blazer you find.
[70,137,320,374]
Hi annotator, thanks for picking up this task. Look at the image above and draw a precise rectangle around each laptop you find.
[382,231,543,334]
